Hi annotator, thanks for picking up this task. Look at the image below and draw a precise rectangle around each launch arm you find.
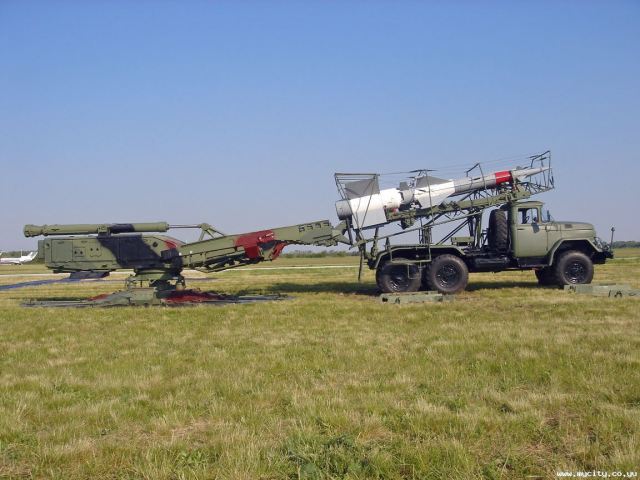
[166,220,349,272]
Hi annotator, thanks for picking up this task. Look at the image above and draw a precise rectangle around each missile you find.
[336,166,549,229]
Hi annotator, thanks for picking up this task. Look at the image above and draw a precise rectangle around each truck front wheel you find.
[376,261,422,293]
[552,251,594,285]
[424,254,469,294]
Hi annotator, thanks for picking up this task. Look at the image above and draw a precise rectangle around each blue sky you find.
[1,1,638,249]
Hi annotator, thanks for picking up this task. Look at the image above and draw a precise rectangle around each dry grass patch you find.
[0,254,638,478]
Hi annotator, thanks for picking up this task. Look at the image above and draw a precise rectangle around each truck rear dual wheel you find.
[423,254,469,294]
[376,261,422,293]
[551,250,594,285]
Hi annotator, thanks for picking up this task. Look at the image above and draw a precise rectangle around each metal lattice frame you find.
[335,151,554,262]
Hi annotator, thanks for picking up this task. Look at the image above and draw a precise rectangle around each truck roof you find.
[512,200,544,207]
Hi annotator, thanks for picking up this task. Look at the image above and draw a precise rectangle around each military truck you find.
[334,152,613,294]
[372,199,612,294]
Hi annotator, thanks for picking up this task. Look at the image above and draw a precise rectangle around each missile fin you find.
[415,175,449,188]
[343,178,380,199]
[414,191,453,208]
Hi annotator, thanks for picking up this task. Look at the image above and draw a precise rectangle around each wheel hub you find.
[436,264,460,287]
[565,261,587,283]
[389,265,411,290]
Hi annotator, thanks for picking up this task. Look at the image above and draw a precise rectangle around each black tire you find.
[551,250,594,286]
[423,254,469,294]
[376,261,422,293]
[488,209,508,251]
[535,268,554,286]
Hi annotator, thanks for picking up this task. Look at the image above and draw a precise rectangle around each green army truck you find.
[335,152,613,294]
[372,199,612,294]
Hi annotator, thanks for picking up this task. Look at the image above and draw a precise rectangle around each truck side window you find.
[519,208,539,224]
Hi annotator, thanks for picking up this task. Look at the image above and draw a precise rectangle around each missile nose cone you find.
[335,199,353,220]
[511,166,550,180]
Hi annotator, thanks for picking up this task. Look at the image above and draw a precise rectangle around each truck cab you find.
[510,200,549,260]
[507,200,610,267]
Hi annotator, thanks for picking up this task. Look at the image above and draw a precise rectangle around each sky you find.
[1,1,638,250]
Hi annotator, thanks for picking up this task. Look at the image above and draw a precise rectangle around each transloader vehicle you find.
[334,151,613,294]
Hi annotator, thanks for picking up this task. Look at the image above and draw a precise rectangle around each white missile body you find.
[336,166,549,229]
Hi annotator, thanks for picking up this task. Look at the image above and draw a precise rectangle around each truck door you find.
[512,206,548,258]
[543,221,561,257]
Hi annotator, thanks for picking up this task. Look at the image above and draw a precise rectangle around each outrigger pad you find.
[22,289,289,307]
[379,291,454,304]
[564,284,639,298]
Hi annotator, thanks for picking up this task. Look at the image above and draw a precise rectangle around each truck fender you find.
[372,246,467,270]
[546,239,602,266]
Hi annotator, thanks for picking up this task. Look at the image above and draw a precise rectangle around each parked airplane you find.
[0,251,38,265]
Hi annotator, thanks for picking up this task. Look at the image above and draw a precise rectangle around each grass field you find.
[0,250,638,479]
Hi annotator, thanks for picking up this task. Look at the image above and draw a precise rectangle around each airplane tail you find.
[15,251,38,263]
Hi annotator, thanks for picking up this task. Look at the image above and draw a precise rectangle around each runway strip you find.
[0,265,358,280]
[217,265,358,272]
[0,273,70,278]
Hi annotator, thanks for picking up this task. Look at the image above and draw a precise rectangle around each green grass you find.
[0,255,638,479]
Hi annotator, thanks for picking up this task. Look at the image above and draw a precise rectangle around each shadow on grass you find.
[18,283,377,302]
[22,294,116,301]
[262,282,379,296]
[466,281,559,291]
[19,282,560,303]
[261,281,559,296]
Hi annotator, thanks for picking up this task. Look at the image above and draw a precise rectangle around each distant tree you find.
[611,241,640,248]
